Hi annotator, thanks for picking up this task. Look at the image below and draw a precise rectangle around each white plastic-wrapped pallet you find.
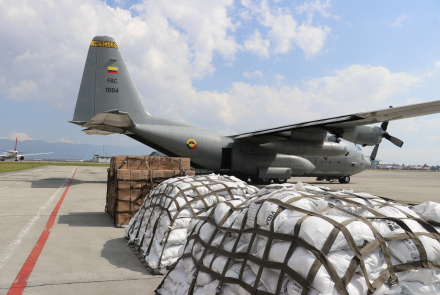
[156,182,440,295]
[125,174,258,274]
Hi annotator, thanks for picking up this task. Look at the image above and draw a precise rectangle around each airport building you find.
[92,155,112,163]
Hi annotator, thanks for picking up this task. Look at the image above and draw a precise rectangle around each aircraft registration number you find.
[105,88,119,93]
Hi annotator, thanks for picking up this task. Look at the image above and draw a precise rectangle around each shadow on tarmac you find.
[58,212,114,227]
[31,178,106,188]
[101,237,153,275]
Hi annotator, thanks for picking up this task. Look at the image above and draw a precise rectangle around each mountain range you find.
[0,139,154,160]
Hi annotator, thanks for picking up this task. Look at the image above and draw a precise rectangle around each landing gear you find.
[316,177,324,181]
[238,176,250,183]
[250,177,259,184]
[274,179,287,184]
[338,176,350,184]
[257,178,272,185]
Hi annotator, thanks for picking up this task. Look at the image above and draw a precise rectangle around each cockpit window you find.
[355,145,362,151]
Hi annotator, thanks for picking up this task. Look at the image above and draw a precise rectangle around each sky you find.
[1,0,440,165]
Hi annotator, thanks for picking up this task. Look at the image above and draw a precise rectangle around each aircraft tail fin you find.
[14,138,17,151]
[72,36,148,127]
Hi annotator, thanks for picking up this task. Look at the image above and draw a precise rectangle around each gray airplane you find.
[70,36,440,184]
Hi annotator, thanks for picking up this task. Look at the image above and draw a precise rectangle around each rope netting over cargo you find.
[156,182,440,295]
[125,174,258,274]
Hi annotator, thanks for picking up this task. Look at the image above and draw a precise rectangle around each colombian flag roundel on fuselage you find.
[187,139,197,149]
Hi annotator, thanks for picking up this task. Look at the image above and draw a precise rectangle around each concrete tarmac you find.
[290,170,440,204]
[0,167,439,294]
[0,166,162,295]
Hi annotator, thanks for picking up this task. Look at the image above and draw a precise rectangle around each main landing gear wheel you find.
[274,179,287,184]
[257,178,272,185]
[339,176,350,184]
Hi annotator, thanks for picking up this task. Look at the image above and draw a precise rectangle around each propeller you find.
[370,122,404,160]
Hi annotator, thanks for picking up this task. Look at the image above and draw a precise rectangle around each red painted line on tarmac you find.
[7,168,77,295]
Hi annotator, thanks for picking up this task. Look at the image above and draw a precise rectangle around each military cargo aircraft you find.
[1,138,53,161]
[70,36,440,184]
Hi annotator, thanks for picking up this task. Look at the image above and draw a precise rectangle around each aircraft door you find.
[220,148,233,170]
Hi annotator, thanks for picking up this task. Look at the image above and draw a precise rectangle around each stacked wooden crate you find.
[106,156,193,226]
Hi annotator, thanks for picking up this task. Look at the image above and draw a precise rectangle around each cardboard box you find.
[130,170,142,188]
[118,181,134,189]
[181,158,191,170]
[163,157,179,170]
[148,156,163,170]
[115,213,133,225]
[131,189,143,201]
[131,170,142,180]
[136,156,148,170]
[132,204,141,212]
[185,170,195,176]
[163,170,175,178]
[117,169,130,180]
[141,170,150,180]
[117,200,131,212]
[127,157,141,170]
[114,156,128,170]
[152,170,164,179]
[118,189,131,201]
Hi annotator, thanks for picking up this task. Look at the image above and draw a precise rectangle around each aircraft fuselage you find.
[128,120,370,178]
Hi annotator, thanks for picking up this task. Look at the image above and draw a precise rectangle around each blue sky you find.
[1,0,440,165]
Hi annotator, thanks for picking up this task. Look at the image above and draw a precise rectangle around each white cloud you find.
[295,0,340,20]
[0,0,239,107]
[56,138,73,143]
[243,70,263,79]
[0,132,34,141]
[243,29,270,58]
[427,136,440,141]
[391,15,411,28]
[241,0,331,58]
[435,61,440,68]
[275,73,285,81]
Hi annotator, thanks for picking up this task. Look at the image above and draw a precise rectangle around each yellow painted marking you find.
[108,66,118,71]
[90,40,119,49]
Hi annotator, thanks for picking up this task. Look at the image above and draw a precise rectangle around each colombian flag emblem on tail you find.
[108,66,118,74]
[187,139,197,149]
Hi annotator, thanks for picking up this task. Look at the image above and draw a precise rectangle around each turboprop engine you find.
[342,123,404,157]
[342,125,383,146]
[259,139,348,157]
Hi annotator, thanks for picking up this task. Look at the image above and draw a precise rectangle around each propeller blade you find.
[381,121,389,131]
[384,134,404,148]
[370,144,379,160]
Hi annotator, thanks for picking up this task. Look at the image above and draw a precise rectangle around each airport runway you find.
[0,167,439,294]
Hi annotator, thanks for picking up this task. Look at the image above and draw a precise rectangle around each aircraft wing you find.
[19,152,54,156]
[234,99,440,139]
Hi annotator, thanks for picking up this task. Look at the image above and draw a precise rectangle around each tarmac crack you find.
[0,277,162,289]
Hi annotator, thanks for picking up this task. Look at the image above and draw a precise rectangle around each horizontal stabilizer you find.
[82,129,117,135]
[71,110,135,136]
[83,110,135,128]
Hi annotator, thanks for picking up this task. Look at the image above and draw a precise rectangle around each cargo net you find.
[156,182,440,295]
[125,174,258,274]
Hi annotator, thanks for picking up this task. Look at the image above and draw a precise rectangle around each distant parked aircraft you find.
[1,138,53,161]
[410,164,428,170]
